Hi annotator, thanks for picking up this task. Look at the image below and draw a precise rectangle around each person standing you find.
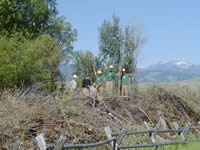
[82,74,91,96]
[104,63,116,96]
[90,82,97,107]
[69,75,78,95]
[121,68,133,96]
[93,64,104,102]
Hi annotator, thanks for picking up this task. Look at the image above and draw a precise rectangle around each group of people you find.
[69,63,134,101]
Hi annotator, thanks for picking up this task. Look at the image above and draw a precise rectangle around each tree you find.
[0,0,55,37]
[98,14,124,66]
[123,25,146,95]
[98,15,146,95]
[124,25,146,71]
[0,0,77,89]
[72,50,96,82]
[0,34,63,88]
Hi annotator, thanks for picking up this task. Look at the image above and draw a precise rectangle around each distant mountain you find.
[59,61,200,83]
[136,61,200,83]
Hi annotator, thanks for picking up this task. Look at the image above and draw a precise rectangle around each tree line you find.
[0,0,146,92]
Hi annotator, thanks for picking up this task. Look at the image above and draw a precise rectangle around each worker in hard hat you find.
[104,63,116,97]
[93,64,104,103]
[69,74,78,95]
[121,68,134,96]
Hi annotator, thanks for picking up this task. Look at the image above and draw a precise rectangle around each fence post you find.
[54,135,67,150]
[12,140,20,150]
[154,120,161,142]
[181,122,192,141]
[173,122,184,140]
[104,126,117,150]
[144,121,155,144]
[36,134,46,150]
[117,128,127,145]
[173,122,192,142]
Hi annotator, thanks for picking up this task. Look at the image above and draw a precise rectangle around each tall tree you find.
[123,25,146,95]
[0,0,77,59]
[0,34,63,88]
[0,0,77,89]
[98,15,146,95]
[98,14,124,66]
[124,25,146,71]
[0,0,55,37]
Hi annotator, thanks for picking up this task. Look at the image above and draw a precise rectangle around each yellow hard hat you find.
[73,74,77,79]
[122,68,126,72]
[97,70,102,74]
[109,65,114,69]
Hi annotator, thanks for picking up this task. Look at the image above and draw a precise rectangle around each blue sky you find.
[57,0,200,67]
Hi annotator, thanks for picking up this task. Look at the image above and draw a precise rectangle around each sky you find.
[57,0,200,67]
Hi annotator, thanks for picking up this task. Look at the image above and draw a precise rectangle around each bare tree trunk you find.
[118,46,123,96]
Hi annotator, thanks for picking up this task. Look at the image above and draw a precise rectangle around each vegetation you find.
[0,0,77,89]
[1,83,200,149]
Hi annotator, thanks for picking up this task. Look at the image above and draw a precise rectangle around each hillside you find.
[1,84,200,149]
[136,61,200,83]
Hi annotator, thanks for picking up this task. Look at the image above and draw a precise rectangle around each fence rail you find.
[12,121,200,150]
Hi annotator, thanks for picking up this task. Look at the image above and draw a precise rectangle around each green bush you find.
[40,81,58,92]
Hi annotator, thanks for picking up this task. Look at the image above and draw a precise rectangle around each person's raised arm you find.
[93,64,97,76]
[104,62,107,70]
[130,68,135,76]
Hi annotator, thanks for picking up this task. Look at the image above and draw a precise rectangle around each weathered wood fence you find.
[12,121,200,150]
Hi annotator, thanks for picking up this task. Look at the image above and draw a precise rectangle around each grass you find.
[142,142,200,150]
[57,142,200,150]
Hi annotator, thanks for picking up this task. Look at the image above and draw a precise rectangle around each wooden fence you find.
[12,121,200,150]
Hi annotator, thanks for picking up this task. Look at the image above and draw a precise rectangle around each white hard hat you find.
[73,74,78,79]
[109,65,114,69]
[97,70,102,74]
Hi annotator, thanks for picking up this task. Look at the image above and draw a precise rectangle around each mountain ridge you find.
[136,61,200,83]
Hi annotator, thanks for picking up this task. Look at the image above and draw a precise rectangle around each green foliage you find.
[0,0,55,38]
[123,25,146,72]
[98,15,146,95]
[98,15,146,72]
[72,50,96,82]
[0,0,77,89]
[0,34,63,88]
[40,81,58,92]
[98,14,124,65]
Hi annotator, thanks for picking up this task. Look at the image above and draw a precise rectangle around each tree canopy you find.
[0,0,77,89]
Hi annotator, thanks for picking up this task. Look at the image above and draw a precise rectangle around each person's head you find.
[85,74,90,80]
[73,74,78,80]
[109,65,114,71]
[122,68,126,74]
[97,70,102,75]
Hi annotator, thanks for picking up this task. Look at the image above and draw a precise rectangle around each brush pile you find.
[0,85,199,149]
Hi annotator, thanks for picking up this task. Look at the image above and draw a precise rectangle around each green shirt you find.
[122,73,132,85]
[105,69,116,81]
[95,75,104,85]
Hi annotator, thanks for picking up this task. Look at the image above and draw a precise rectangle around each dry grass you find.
[0,84,200,149]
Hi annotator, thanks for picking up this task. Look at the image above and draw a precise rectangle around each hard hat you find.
[109,65,114,69]
[73,74,77,79]
[122,68,126,72]
[97,70,102,74]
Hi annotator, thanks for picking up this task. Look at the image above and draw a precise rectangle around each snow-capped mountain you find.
[136,61,200,83]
